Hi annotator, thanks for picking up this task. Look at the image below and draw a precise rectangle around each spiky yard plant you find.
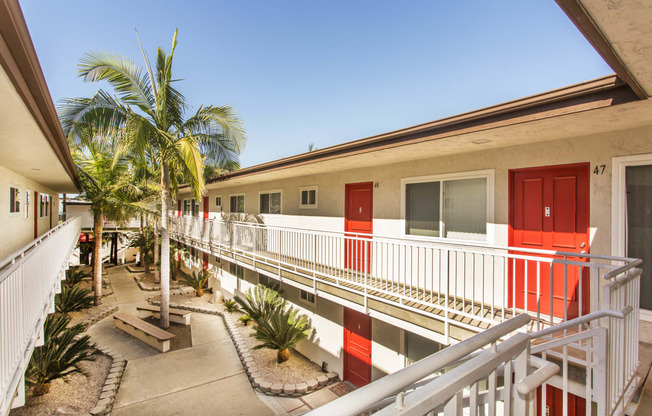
[223,299,240,313]
[238,315,252,326]
[26,314,94,396]
[55,285,95,314]
[64,267,89,288]
[234,284,285,325]
[179,269,211,296]
[252,306,312,363]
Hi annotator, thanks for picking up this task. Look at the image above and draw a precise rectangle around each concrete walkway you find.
[87,266,274,416]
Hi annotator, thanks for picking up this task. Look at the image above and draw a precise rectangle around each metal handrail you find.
[530,306,632,339]
[305,314,530,416]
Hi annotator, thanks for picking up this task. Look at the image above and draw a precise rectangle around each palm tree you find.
[66,130,138,305]
[60,30,246,328]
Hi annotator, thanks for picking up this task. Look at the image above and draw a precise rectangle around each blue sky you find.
[21,1,612,168]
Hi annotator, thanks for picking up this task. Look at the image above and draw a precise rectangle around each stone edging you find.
[146,295,339,397]
[88,344,127,416]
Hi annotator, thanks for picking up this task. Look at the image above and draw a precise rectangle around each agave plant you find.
[223,299,240,313]
[64,267,89,288]
[238,315,252,326]
[179,269,211,296]
[252,305,312,363]
[26,314,95,396]
[55,285,95,314]
[234,284,285,325]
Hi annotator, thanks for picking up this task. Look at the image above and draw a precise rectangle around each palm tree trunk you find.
[92,211,103,306]
[154,218,160,283]
[160,164,171,329]
[144,215,150,273]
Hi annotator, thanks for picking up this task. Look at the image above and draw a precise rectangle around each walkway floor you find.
[86,265,339,415]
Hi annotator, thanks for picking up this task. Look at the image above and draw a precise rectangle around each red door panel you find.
[537,385,586,416]
[178,199,182,217]
[343,308,372,387]
[345,182,373,272]
[203,196,209,220]
[509,163,590,319]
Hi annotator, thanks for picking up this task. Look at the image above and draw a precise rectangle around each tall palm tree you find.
[60,30,246,328]
[66,129,138,305]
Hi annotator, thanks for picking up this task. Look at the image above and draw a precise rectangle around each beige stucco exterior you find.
[0,164,60,259]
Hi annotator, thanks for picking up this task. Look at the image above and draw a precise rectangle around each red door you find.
[343,308,372,387]
[509,163,590,319]
[537,385,586,416]
[345,182,373,272]
[178,199,182,217]
[33,191,39,238]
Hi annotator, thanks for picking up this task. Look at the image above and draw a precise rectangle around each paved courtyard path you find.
[87,266,275,416]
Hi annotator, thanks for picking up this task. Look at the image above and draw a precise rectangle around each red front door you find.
[178,199,182,217]
[537,385,586,416]
[509,163,590,319]
[343,308,372,387]
[202,196,210,269]
[345,182,373,272]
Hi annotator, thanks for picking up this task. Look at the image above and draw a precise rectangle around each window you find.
[230,262,244,279]
[259,191,281,214]
[403,171,492,242]
[40,194,49,217]
[405,331,443,366]
[230,195,245,213]
[300,186,318,209]
[183,199,199,216]
[300,289,316,304]
[215,196,222,211]
[258,273,274,289]
[9,187,20,214]
[183,199,190,216]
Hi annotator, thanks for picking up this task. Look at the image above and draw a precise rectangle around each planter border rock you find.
[146,297,339,397]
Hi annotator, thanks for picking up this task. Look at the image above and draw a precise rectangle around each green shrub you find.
[26,314,94,396]
[252,305,312,363]
[55,285,94,314]
[64,267,88,288]
[223,299,239,313]
[238,315,252,326]
[234,284,285,325]
[179,269,211,296]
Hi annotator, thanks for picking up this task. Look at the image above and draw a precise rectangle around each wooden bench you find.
[113,312,175,352]
[136,304,192,326]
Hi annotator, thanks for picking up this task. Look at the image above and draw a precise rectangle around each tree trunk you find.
[144,215,150,273]
[154,218,160,283]
[92,211,103,306]
[277,348,290,363]
[160,164,171,329]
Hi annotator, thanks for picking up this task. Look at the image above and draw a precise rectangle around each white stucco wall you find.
[0,164,61,259]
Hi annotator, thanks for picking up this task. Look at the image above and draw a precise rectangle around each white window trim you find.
[258,189,282,215]
[9,185,21,217]
[400,169,495,245]
[299,186,319,209]
[229,193,246,213]
[612,153,652,321]
[214,195,223,212]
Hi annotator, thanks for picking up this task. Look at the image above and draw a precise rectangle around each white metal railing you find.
[0,216,81,414]
[169,215,642,414]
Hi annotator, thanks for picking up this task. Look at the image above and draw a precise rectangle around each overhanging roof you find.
[0,0,80,192]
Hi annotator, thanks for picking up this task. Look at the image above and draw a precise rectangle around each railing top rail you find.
[171,214,638,268]
[530,307,632,339]
[0,215,81,279]
[305,314,530,416]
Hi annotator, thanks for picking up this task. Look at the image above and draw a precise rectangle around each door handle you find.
[580,242,586,248]
[580,250,586,254]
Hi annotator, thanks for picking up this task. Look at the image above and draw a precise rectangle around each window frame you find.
[9,186,20,216]
[229,194,245,213]
[299,289,316,306]
[299,186,318,209]
[400,169,494,244]
[214,195,222,211]
[258,189,282,215]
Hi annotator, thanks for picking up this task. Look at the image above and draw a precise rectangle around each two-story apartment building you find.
[172,1,651,413]
[0,1,82,413]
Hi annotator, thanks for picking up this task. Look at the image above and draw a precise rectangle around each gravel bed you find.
[10,353,111,416]
[171,291,324,384]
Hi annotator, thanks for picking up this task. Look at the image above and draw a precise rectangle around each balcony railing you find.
[169,215,642,414]
[0,216,81,414]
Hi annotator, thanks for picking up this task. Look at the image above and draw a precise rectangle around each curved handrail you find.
[305,314,530,416]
